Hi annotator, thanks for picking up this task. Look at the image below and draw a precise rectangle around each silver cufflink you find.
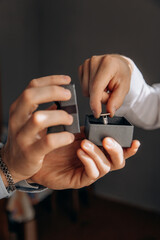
[100,113,110,125]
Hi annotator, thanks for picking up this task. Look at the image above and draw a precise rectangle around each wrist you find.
[0,168,8,187]
[0,144,8,187]
[1,144,22,184]
[0,145,16,192]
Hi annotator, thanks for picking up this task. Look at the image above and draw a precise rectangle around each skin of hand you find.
[1,75,75,186]
[30,127,140,189]
[0,72,140,190]
[78,54,132,118]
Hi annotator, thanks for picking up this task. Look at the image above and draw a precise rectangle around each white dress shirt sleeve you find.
[116,58,160,130]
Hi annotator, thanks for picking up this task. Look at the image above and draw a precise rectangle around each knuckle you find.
[29,78,39,87]
[102,54,112,65]
[31,111,43,126]
[84,58,89,66]
[22,89,33,104]
[91,55,97,61]
[90,55,98,70]
[90,55,97,65]
[45,134,54,148]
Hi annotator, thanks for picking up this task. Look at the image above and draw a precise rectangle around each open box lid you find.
[48,84,80,134]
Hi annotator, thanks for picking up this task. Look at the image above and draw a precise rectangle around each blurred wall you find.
[0,0,160,211]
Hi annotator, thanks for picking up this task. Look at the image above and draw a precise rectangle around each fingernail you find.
[95,114,100,119]
[64,76,71,82]
[92,109,99,119]
[70,134,75,142]
[83,141,93,150]
[69,114,73,124]
[137,142,141,148]
[105,138,115,148]
[112,106,117,116]
[92,109,95,115]
[64,89,71,97]
[91,109,95,116]
[135,142,141,150]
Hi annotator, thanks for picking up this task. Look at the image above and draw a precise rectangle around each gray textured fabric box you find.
[60,84,80,134]
[48,84,80,134]
[85,115,134,147]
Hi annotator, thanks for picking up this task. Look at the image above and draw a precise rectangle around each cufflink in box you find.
[48,84,80,134]
[85,114,134,147]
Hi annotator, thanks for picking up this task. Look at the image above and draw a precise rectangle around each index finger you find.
[89,56,117,118]
[28,75,71,88]
[11,85,71,132]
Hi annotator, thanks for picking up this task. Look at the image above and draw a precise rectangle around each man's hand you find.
[2,75,75,185]
[78,54,132,118]
[31,128,140,189]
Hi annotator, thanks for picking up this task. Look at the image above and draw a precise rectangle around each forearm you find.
[116,58,160,129]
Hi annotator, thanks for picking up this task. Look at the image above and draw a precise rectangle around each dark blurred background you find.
[0,0,160,239]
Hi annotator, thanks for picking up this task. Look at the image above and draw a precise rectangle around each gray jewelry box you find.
[48,84,80,134]
[85,115,134,147]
